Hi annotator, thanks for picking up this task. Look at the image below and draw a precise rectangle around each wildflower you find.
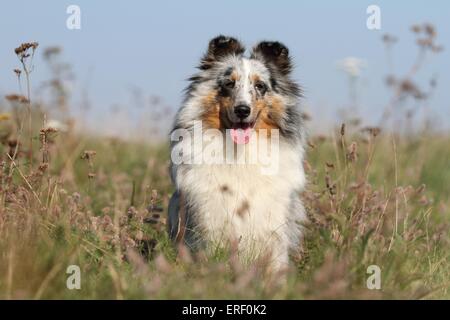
[361,126,381,137]
[301,111,312,121]
[340,123,346,136]
[417,38,432,48]
[385,75,396,87]
[154,254,172,273]
[336,57,367,78]
[14,42,39,56]
[44,119,69,132]
[346,142,358,163]
[43,46,61,59]
[431,44,444,53]
[410,24,422,33]
[423,23,436,38]
[382,34,398,44]
[399,79,425,99]
[5,94,29,104]
[81,150,97,160]
[0,113,11,121]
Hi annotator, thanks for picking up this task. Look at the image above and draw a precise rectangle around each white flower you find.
[45,119,69,132]
[336,57,367,77]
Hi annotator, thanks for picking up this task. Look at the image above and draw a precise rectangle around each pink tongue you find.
[230,127,252,144]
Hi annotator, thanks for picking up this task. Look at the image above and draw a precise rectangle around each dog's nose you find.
[234,104,251,119]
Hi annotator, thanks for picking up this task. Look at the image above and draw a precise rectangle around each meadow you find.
[0,25,449,299]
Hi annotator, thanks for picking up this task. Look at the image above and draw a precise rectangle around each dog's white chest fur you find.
[175,137,306,268]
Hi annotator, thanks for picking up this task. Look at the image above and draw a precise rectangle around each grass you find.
[0,37,449,299]
[0,120,449,299]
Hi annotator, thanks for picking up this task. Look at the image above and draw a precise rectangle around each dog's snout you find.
[234,104,251,119]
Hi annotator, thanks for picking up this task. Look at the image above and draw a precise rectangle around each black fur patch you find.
[283,105,303,141]
[251,41,292,75]
[200,35,245,70]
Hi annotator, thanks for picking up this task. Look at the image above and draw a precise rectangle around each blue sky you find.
[1,0,449,133]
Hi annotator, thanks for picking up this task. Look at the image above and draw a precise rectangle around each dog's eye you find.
[254,82,267,94]
[223,79,235,89]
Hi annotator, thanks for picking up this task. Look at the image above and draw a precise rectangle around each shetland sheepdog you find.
[168,35,307,272]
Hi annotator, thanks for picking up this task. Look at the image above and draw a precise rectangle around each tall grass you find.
[0,118,448,299]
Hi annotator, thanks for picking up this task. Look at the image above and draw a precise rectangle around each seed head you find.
[340,123,346,136]
[81,150,97,160]
[5,94,29,104]
[14,42,39,56]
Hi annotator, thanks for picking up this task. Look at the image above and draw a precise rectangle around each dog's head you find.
[183,35,302,142]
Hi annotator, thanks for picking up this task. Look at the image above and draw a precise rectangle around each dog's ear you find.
[251,41,292,75]
[200,35,245,70]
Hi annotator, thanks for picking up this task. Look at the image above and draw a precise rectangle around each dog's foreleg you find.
[168,190,186,243]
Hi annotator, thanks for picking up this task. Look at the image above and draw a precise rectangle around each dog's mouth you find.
[231,121,254,130]
[230,123,252,145]
[229,111,261,145]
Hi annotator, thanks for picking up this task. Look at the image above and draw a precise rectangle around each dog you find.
[168,35,307,272]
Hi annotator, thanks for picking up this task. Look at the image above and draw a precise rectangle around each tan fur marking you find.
[231,71,240,82]
[251,74,261,84]
[201,90,233,129]
[253,96,285,135]
[236,200,250,218]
